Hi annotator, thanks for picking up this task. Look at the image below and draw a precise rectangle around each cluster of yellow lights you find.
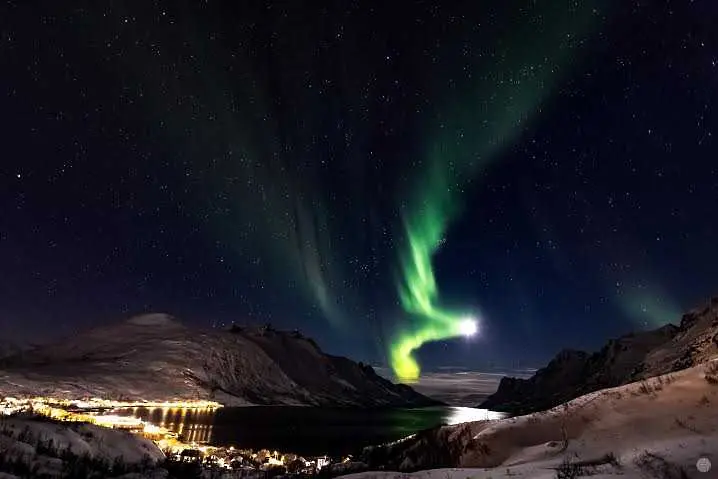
[1,396,222,456]
[1,397,346,467]
[1,396,220,411]
[60,398,221,410]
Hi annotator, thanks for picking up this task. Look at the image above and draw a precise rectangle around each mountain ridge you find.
[480,296,718,414]
[0,314,439,408]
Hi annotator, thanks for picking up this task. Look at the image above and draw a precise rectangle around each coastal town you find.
[0,396,360,477]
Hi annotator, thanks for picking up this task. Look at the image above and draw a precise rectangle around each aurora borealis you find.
[3,0,718,380]
[390,1,602,381]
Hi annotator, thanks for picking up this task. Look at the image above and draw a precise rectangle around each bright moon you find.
[459,317,478,337]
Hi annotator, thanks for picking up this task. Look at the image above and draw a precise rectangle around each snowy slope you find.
[0,314,436,407]
[348,361,718,478]
[0,415,163,464]
[0,414,165,478]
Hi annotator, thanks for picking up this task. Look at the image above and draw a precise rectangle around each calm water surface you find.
[114,406,506,456]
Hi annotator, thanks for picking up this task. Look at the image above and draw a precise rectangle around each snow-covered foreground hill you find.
[346,361,718,478]
[0,414,165,478]
[0,314,435,408]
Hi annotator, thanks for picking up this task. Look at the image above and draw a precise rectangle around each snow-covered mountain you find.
[0,314,437,407]
[480,296,718,414]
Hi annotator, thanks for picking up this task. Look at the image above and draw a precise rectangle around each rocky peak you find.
[551,348,588,364]
[679,312,700,330]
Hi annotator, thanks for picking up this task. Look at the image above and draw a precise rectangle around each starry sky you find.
[1,1,718,374]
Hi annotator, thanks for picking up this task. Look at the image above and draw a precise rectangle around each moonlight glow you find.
[459,317,478,337]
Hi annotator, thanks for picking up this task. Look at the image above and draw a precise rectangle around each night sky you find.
[2,1,718,375]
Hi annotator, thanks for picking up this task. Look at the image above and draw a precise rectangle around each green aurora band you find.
[390,2,604,382]
[392,160,469,382]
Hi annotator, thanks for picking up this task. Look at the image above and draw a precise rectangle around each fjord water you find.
[116,406,506,456]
